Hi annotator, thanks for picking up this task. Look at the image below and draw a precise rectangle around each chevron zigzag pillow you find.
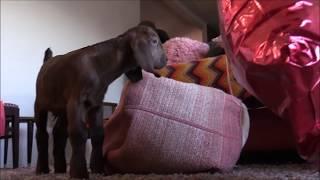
[155,55,250,100]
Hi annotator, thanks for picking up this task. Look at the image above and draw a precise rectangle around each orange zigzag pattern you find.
[156,55,251,99]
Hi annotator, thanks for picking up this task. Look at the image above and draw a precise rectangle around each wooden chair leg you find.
[27,120,34,164]
[12,113,19,168]
[4,120,10,166]
[4,136,8,165]
[3,103,20,168]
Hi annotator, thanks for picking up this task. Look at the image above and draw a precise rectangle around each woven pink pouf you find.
[103,72,249,174]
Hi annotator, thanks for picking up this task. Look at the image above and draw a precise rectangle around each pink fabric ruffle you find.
[0,101,5,137]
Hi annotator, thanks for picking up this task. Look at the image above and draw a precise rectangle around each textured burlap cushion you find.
[103,72,249,174]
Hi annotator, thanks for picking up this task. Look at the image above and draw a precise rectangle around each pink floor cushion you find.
[103,72,249,174]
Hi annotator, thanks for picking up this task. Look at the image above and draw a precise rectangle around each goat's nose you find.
[162,58,167,67]
[163,55,167,62]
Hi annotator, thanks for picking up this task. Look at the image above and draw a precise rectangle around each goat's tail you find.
[43,48,53,63]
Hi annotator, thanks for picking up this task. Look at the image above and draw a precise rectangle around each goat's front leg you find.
[67,99,88,179]
[88,106,104,174]
[52,113,68,173]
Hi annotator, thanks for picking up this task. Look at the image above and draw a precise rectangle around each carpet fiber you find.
[0,163,319,180]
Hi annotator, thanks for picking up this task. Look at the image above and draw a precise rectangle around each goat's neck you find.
[94,38,136,85]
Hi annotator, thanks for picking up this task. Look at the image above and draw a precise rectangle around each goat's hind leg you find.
[67,100,89,179]
[53,113,68,173]
[35,103,49,174]
[88,106,104,174]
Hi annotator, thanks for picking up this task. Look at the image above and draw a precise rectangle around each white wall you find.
[0,0,140,168]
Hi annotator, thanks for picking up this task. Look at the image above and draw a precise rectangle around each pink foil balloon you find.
[218,0,320,161]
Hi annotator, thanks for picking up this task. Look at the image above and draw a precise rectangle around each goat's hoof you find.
[70,172,89,179]
[91,167,104,174]
[54,168,66,174]
[54,163,66,173]
[70,169,89,179]
[90,162,104,174]
[103,166,114,176]
[36,166,50,174]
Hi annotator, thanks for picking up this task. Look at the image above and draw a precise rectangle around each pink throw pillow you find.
[163,37,209,65]
[103,72,249,174]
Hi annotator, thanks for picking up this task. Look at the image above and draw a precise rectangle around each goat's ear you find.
[128,26,167,72]
[125,67,143,82]
[130,37,154,73]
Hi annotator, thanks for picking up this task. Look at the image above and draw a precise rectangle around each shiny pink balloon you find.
[218,0,320,161]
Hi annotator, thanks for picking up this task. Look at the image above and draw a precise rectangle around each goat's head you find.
[124,25,167,77]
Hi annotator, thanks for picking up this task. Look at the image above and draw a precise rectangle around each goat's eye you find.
[151,39,158,45]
